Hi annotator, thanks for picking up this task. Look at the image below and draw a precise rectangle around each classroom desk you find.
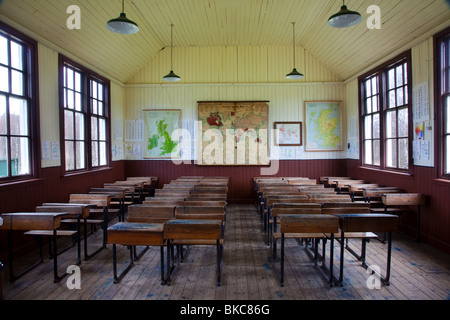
[107,222,166,284]
[164,219,224,286]
[332,213,399,286]
[0,212,81,283]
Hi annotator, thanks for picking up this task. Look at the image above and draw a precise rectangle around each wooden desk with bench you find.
[164,219,224,286]
[332,213,399,287]
[273,214,340,287]
[107,222,167,284]
[0,212,80,283]
[107,205,176,284]
[381,193,426,242]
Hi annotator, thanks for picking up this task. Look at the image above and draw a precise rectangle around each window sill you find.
[432,178,450,186]
[0,177,44,191]
[358,166,414,179]
[62,166,114,179]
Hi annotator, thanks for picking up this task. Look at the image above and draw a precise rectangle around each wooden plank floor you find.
[2,204,450,301]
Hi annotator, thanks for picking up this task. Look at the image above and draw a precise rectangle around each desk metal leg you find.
[112,244,134,284]
[8,231,43,282]
[0,261,4,300]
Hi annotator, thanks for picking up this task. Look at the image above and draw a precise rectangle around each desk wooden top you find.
[0,212,70,231]
[164,219,223,240]
[107,222,165,246]
[332,213,399,233]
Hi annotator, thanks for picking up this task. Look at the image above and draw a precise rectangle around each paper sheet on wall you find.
[125,119,144,141]
[413,82,430,122]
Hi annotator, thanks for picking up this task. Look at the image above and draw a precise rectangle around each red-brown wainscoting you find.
[0,161,125,261]
[347,159,450,254]
[124,159,348,204]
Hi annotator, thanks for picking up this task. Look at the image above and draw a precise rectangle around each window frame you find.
[358,51,413,175]
[434,26,450,180]
[0,21,40,185]
[59,55,111,176]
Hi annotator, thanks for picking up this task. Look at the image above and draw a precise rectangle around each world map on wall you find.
[305,101,343,151]
[198,102,269,165]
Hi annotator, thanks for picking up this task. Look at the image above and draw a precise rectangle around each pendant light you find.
[328,0,362,28]
[286,22,304,80]
[163,24,181,82]
[106,0,139,34]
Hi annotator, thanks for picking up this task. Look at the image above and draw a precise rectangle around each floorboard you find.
[2,204,450,301]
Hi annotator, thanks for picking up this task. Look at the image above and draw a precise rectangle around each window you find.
[0,22,39,182]
[359,51,412,173]
[60,55,110,173]
[435,27,450,178]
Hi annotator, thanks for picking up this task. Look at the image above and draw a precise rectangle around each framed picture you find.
[143,109,181,159]
[273,122,302,146]
[304,101,343,152]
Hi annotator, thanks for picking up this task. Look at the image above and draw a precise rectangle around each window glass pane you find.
[75,112,84,140]
[404,85,409,104]
[11,70,23,96]
[398,138,409,169]
[372,96,378,112]
[446,136,450,174]
[64,110,74,140]
[92,99,98,115]
[0,35,8,65]
[99,118,106,141]
[364,116,372,139]
[74,72,81,92]
[9,97,28,136]
[66,89,74,109]
[0,95,6,134]
[373,140,380,166]
[65,141,74,171]
[99,142,106,166]
[91,117,98,140]
[10,136,30,175]
[389,90,396,108]
[364,140,372,165]
[66,68,74,90]
[398,108,409,137]
[446,96,450,134]
[372,77,377,95]
[397,87,404,106]
[386,111,397,138]
[0,136,8,177]
[366,97,372,114]
[10,41,23,71]
[396,65,404,86]
[373,114,380,139]
[388,69,395,89]
[98,102,104,116]
[75,93,82,111]
[92,141,98,167]
[386,139,397,168]
[0,66,9,92]
[98,84,103,101]
[76,141,85,169]
[91,81,97,99]
[365,80,371,97]
[404,64,408,86]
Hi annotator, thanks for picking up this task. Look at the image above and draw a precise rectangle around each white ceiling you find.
[1,0,449,83]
